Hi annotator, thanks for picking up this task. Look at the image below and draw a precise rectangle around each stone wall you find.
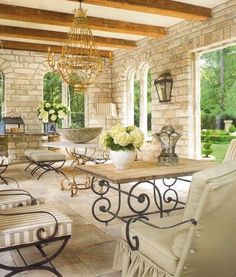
[0,50,112,133]
[112,0,236,160]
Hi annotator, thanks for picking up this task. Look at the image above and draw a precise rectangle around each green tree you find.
[134,78,140,127]
[147,70,152,133]
[69,85,85,128]
[200,45,236,127]
[0,72,4,117]
[43,72,85,128]
[43,72,62,104]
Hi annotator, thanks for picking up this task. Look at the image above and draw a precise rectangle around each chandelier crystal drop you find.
[48,4,104,93]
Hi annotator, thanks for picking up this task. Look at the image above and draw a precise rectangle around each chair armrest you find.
[126,215,197,251]
[0,210,58,241]
[0,189,37,205]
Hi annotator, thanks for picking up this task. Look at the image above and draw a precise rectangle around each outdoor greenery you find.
[201,45,236,128]
[69,85,85,128]
[0,72,4,117]
[200,45,236,161]
[134,70,152,133]
[43,72,85,128]
[201,129,236,144]
[43,72,62,104]
[202,130,213,158]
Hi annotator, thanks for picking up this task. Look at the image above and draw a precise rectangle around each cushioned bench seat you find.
[0,190,45,209]
[25,149,65,162]
[25,149,66,179]
[0,204,72,249]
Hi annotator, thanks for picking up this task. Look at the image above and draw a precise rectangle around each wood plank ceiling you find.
[0,0,229,56]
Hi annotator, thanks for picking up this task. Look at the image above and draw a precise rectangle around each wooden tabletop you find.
[77,158,216,184]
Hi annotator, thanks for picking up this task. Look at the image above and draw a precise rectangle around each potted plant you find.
[99,123,144,169]
[37,101,69,133]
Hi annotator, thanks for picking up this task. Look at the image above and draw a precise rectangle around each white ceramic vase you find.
[110,150,136,170]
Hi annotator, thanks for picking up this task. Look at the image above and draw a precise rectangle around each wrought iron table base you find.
[91,177,186,226]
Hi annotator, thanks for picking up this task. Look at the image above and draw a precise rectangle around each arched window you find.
[0,72,4,117]
[68,86,85,128]
[147,70,152,134]
[126,64,152,137]
[134,73,141,127]
[43,72,62,104]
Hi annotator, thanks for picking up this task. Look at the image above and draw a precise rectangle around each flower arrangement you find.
[37,101,69,124]
[99,123,144,151]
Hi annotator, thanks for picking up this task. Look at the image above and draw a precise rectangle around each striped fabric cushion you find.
[0,204,72,249]
[0,191,45,210]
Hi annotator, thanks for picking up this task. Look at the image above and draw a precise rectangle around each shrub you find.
[201,134,236,144]
[229,124,236,133]
[202,130,213,158]
[201,113,216,130]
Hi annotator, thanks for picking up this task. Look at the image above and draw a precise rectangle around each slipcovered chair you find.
[223,138,236,162]
[176,139,236,186]
[113,160,236,277]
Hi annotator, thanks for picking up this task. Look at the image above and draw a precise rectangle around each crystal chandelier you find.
[48,0,104,92]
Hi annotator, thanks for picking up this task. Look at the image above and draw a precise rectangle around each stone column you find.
[224,120,233,132]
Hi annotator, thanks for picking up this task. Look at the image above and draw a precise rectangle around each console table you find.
[76,159,216,225]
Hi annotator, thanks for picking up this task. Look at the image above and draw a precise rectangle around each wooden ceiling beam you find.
[0,4,167,38]
[78,0,212,21]
[1,40,112,58]
[0,25,137,49]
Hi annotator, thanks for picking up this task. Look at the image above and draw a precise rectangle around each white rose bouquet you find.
[100,123,144,151]
[37,101,69,124]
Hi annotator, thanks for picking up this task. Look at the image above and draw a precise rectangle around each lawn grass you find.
[201,143,229,163]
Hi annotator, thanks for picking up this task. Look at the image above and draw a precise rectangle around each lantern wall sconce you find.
[154,72,173,102]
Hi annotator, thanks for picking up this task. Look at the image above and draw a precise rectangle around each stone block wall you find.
[112,0,236,160]
[0,51,112,134]
[2,134,46,162]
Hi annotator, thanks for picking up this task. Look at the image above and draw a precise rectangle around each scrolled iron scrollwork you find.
[91,177,110,195]
[91,182,122,225]
[126,216,149,251]
[127,181,161,214]
[162,178,180,211]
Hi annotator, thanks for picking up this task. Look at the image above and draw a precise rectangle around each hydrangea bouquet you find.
[37,101,69,124]
[99,123,144,151]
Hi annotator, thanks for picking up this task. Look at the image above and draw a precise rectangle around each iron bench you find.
[0,203,72,276]
[25,150,66,180]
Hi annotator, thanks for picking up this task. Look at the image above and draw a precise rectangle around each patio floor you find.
[0,161,190,277]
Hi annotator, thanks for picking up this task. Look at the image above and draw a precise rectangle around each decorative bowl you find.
[57,127,103,143]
